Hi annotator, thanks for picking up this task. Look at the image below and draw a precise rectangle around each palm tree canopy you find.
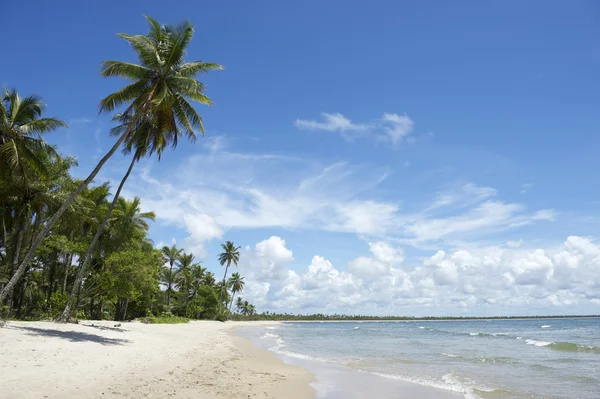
[227,272,245,293]
[0,88,67,176]
[162,244,183,266]
[99,16,223,160]
[218,241,241,267]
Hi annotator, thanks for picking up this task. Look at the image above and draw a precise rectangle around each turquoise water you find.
[239,318,600,399]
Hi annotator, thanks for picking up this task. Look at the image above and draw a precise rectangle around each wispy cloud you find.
[294,112,415,147]
[122,145,555,259]
[69,117,92,124]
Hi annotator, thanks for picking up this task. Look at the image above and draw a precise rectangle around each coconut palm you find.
[235,297,244,313]
[189,264,206,318]
[58,196,155,320]
[202,271,216,287]
[227,272,245,312]
[217,241,240,314]
[239,300,255,316]
[161,244,183,307]
[0,16,222,303]
[0,88,66,177]
[174,252,195,315]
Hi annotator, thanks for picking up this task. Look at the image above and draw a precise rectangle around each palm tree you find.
[0,88,67,178]
[189,264,206,318]
[0,16,222,303]
[227,272,245,312]
[239,300,255,316]
[174,252,195,316]
[217,241,240,314]
[202,271,216,287]
[161,244,183,307]
[58,197,155,321]
[235,297,244,313]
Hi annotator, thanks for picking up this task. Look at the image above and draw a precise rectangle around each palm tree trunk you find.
[229,292,236,312]
[57,154,136,322]
[218,264,230,314]
[0,132,130,303]
[167,263,174,307]
[62,232,74,294]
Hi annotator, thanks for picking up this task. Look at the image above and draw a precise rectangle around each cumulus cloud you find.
[295,112,415,147]
[238,236,600,316]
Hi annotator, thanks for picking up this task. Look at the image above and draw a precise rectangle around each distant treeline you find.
[230,313,600,321]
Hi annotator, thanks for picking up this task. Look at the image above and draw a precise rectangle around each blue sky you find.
[3,1,600,315]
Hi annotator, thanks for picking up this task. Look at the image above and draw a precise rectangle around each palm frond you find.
[100,61,151,80]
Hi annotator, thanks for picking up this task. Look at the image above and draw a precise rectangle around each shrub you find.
[215,312,227,322]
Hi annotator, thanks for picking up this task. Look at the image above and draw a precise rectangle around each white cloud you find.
[238,235,600,315]
[294,112,371,134]
[380,113,414,147]
[295,112,415,147]
[124,146,555,260]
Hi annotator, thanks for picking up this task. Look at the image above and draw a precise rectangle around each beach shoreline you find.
[0,320,315,399]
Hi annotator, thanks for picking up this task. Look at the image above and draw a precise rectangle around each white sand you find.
[0,320,314,399]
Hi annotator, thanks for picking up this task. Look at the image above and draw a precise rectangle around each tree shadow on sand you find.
[16,326,131,346]
[81,323,128,333]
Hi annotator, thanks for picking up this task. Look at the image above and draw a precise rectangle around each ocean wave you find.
[524,339,600,353]
[468,332,511,338]
[547,342,600,354]
[541,325,551,328]
[366,370,501,399]
[442,352,517,364]
[261,332,287,348]
[273,349,337,363]
[525,339,552,347]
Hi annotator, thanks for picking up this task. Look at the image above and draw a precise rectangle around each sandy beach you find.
[0,320,314,399]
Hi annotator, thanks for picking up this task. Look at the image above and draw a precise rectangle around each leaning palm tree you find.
[161,244,183,307]
[0,88,67,178]
[217,241,240,314]
[0,15,222,303]
[227,272,245,312]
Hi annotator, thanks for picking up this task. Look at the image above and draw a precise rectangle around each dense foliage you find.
[0,17,258,323]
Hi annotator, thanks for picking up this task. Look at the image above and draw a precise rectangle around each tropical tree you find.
[227,272,245,312]
[0,88,66,177]
[202,271,216,287]
[0,15,222,303]
[217,241,240,314]
[161,244,182,307]
[189,264,206,318]
[58,197,155,321]
[235,297,244,313]
[174,252,195,316]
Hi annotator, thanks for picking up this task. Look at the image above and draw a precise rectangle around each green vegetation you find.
[0,16,258,324]
[143,314,190,324]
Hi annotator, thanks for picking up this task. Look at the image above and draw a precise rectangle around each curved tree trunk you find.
[62,232,75,294]
[0,133,129,303]
[58,155,137,322]
[229,292,236,312]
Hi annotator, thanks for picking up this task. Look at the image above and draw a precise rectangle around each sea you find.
[237,318,600,399]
